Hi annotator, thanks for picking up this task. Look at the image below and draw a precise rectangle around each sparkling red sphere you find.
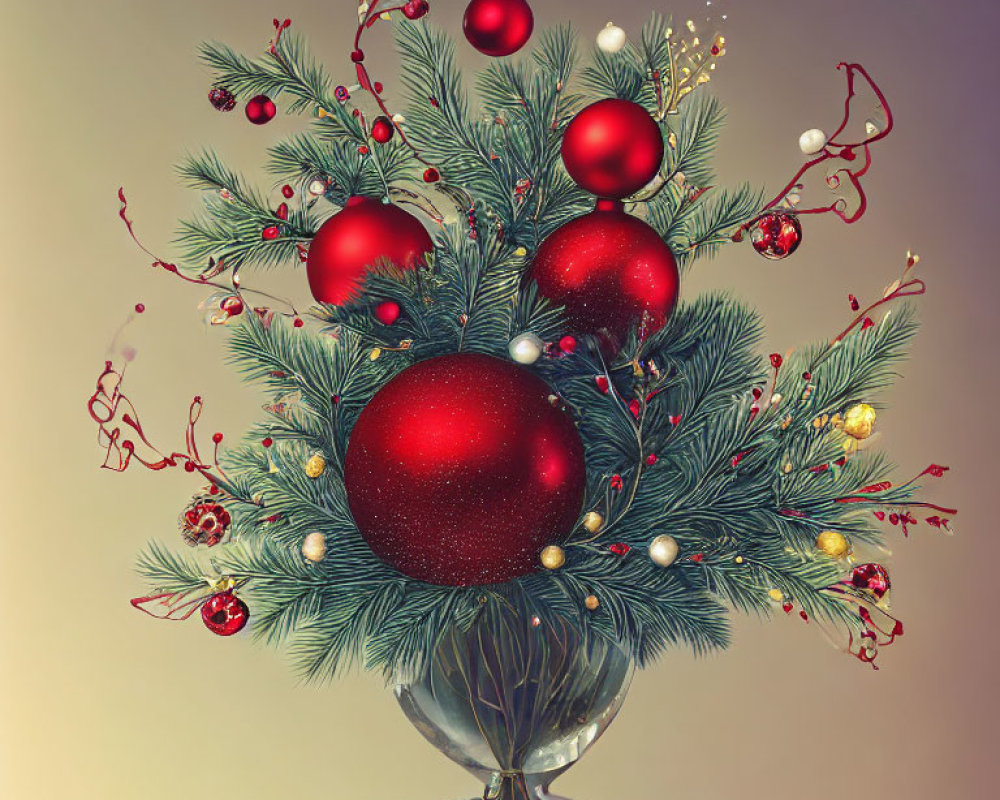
[306,196,433,305]
[463,0,534,57]
[530,200,680,348]
[561,99,664,199]
[344,353,586,586]
[201,591,249,636]
[245,94,277,125]
[371,116,394,144]
[750,212,803,260]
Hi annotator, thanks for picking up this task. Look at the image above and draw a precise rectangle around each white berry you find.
[798,128,828,155]
[597,22,627,54]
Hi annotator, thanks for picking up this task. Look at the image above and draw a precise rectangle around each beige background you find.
[2,0,997,797]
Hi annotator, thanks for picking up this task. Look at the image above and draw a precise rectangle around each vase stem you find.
[483,771,533,800]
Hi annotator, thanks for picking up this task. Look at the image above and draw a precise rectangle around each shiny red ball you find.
[463,0,534,57]
[530,201,680,349]
[374,300,401,325]
[371,116,394,144]
[306,196,433,305]
[245,94,276,125]
[201,592,249,636]
[561,99,664,199]
[750,213,802,260]
[344,353,586,586]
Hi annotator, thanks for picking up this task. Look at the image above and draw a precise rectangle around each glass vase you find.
[393,601,633,800]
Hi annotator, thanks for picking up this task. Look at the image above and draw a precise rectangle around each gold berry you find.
[305,453,327,478]
[816,530,851,558]
[842,403,877,440]
[582,511,604,533]
[767,588,784,602]
[584,594,600,611]
[540,545,566,570]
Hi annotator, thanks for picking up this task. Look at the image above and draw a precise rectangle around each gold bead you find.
[816,530,851,558]
[842,403,876,440]
[584,594,600,611]
[301,531,327,563]
[768,588,784,602]
[648,534,679,567]
[735,555,744,564]
[304,453,326,478]
[540,545,566,570]
[582,511,604,533]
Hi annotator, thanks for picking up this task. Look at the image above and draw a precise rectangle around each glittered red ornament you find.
[245,94,277,125]
[750,213,802,260]
[201,591,249,636]
[180,498,232,547]
[851,563,891,599]
[462,0,534,57]
[530,200,680,348]
[344,353,586,586]
[208,87,236,112]
[561,99,664,199]
[306,196,433,305]
[371,116,394,143]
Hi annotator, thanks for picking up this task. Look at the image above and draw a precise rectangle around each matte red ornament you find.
[851,563,891,599]
[306,196,433,305]
[462,0,534,57]
[750,213,802,260]
[245,94,277,125]
[530,201,680,349]
[561,99,664,199]
[371,116,394,143]
[208,87,236,112]
[344,353,586,586]
[200,591,249,636]
[374,300,401,325]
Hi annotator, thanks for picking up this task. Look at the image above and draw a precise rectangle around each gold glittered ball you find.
[648,534,679,567]
[816,530,851,558]
[301,531,327,563]
[842,403,877,440]
[582,511,604,533]
[305,453,327,478]
[584,594,600,611]
[540,545,566,570]
[767,588,784,603]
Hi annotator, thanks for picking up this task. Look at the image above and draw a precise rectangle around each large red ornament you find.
[530,200,680,348]
[201,591,249,636]
[463,0,534,57]
[750,212,802,260]
[344,353,586,586]
[561,99,664,199]
[306,196,433,305]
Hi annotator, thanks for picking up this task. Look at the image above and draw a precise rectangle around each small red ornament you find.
[262,226,280,240]
[402,0,430,19]
[374,300,401,325]
[201,591,249,636]
[610,474,623,491]
[306,196,433,305]
[262,437,273,448]
[423,167,441,182]
[371,116,394,143]
[561,99,664,199]
[344,353,586,586]
[351,49,365,63]
[750,213,802,260]
[293,317,304,328]
[134,303,145,313]
[281,184,295,198]
[530,201,679,349]
[851,563,891,599]
[220,296,244,317]
[180,498,232,547]
[245,94,277,125]
[208,87,236,112]
[212,432,223,444]
[609,542,631,556]
[276,202,289,220]
[559,335,577,354]
[595,376,610,394]
[462,0,534,57]
[770,353,783,370]
[645,453,658,466]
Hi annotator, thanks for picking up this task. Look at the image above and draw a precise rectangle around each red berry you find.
[645,453,657,466]
[861,317,874,330]
[371,116,394,144]
[184,461,196,472]
[220,296,244,317]
[276,202,289,220]
[628,399,641,418]
[609,542,631,556]
[135,303,145,313]
[262,226,281,240]
[423,167,440,183]
[782,601,793,614]
[402,0,430,20]
[770,353,783,370]
[752,387,763,399]
[212,432,223,444]
[375,300,401,325]
[595,376,610,394]
[351,49,365,62]
[373,82,384,94]
[281,184,294,198]
[262,437,273,448]
[293,317,304,328]
[357,145,370,155]
[610,474,623,491]
[710,45,720,56]
[559,335,577,354]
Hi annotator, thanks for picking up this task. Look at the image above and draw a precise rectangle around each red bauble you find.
[374,300,401,325]
[344,353,586,586]
[371,116,394,143]
[463,0,534,57]
[306,196,433,304]
[750,213,802,260]
[561,99,664,199]
[245,94,276,125]
[530,200,680,348]
[201,591,249,636]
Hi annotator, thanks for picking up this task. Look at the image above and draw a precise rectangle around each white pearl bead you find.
[508,333,544,365]
[798,128,828,155]
[597,22,627,54]
[648,534,679,567]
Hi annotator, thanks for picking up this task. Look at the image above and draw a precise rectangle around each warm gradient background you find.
[2,1,997,798]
